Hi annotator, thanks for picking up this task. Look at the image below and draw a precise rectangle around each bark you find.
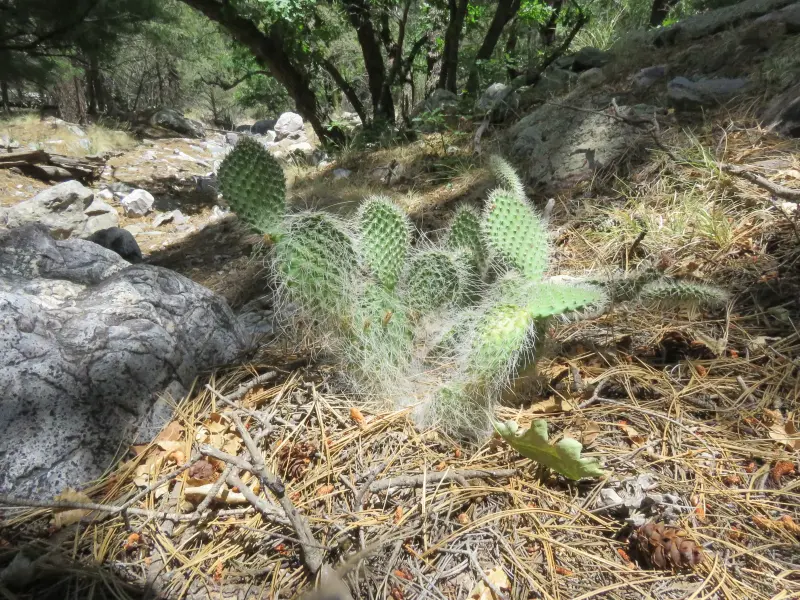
[177,0,332,143]
[320,58,367,125]
[342,0,393,122]
[437,0,469,92]
[465,0,521,96]
[505,19,520,79]
[650,0,681,26]
[540,0,565,47]
[1,81,9,114]
[378,0,411,122]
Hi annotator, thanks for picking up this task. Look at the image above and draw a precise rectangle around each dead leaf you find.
[580,421,601,446]
[393,569,413,581]
[779,169,800,181]
[167,450,186,465]
[350,407,366,428]
[123,533,141,551]
[457,513,470,525]
[316,484,334,497]
[618,421,646,446]
[155,421,184,442]
[393,506,404,524]
[155,440,183,453]
[468,566,511,600]
[205,413,228,434]
[188,459,216,482]
[555,565,574,576]
[530,396,575,413]
[765,411,800,451]
[221,434,242,456]
[213,561,224,582]
[52,489,93,529]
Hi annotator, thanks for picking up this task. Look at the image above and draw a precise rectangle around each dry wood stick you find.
[368,469,516,492]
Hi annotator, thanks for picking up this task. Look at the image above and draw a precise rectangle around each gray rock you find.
[153,210,187,227]
[86,227,143,263]
[0,224,247,497]
[251,119,277,135]
[120,189,155,217]
[578,67,606,88]
[510,102,657,192]
[333,168,352,180]
[476,83,512,113]
[82,199,119,234]
[412,88,459,117]
[195,174,218,197]
[2,180,94,239]
[513,69,578,112]
[654,0,795,46]
[667,76,749,109]
[288,141,313,155]
[149,108,205,139]
[632,65,668,89]
[274,112,304,141]
[572,47,611,71]
[225,132,239,146]
[96,188,115,202]
[762,82,800,137]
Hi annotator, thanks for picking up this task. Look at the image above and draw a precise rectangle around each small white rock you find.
[120,189,155,217]
[333,168,352,180]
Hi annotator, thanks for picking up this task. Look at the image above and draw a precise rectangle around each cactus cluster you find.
[217,146,729,440]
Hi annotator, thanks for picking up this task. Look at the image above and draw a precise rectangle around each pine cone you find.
[631,522,704,569]
[277,441,318,481]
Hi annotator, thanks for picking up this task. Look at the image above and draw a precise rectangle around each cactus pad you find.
[446,205,487,273]
[217,136,285,236]
[403,250,463,311]
[274,213,356,326]
[483,188,549,280]
[639,280,728,311]
[357,197,412,291]
[489,155,526,201]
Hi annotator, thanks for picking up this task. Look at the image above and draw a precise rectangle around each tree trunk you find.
[505,19,520,79]
[650,0,680,26]
[465,0,521,96]
[539,0,564,47]
[1,81,9,114]
[320,58,367,125]
[437,0,469,92]
[342,0,393,122]
[177,0,334,143]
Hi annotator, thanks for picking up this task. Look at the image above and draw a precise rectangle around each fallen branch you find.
[0,149,106,182]
[368,468,516,493]
[719,162,800,200]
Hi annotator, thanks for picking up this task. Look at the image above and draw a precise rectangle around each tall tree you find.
[437,0,469,92]
[465,0,522,95]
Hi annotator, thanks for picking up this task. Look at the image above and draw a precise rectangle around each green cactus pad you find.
[445,205,487,273]
[357,197,412,291]
[217,136,286,236]
[639,279,729,311]
[523,282,607,319]
[274,213,356,326]
[465,302,533,383]
[483,188,549,281]
[489,155,526,201]
[403,250,463,311]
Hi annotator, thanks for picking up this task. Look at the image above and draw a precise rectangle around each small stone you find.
[333,168,352,180]
[274,112,304,141]
[225,132,239,146]
[153,210,187,227]
[578,67,606,88]
[632,65,667,89]
[96,188,114,202]
[120,189,155,217]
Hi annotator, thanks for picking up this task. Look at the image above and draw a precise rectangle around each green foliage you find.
[217,136,286,236]
[494,420,605,480]
[357,197,412,291]
[483,188,549,281]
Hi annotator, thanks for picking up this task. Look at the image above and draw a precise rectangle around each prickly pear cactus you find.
[217,136,285,236]
[639,279,729,311]
[489,155,526,201]
[274,213,356,328]
[483,189,549,281]
[357,197,411,291]
[403,250,463,312]
[445,205,486,274]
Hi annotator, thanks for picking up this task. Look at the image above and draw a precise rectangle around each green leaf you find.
[494,420,604,480]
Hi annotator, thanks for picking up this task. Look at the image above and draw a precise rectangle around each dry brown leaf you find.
[393,569,413,581]
[221,434,242,456]
[123,533,141,551]
[155,421,184,442]
[167,450,186,465]
[350,407,366,428]
[205,413,228,434]
[468,566,511,600]
[316,484,334,496]
[52,488,93,529]
[766,411,800,450]
[618,421,646,446]
[530,396,575,413]
[155,440,183,453]
[393,506,404,524]
[188,459,216,483]
[581,421,601,446]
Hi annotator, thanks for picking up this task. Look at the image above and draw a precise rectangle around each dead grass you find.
[0,112,136,157]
